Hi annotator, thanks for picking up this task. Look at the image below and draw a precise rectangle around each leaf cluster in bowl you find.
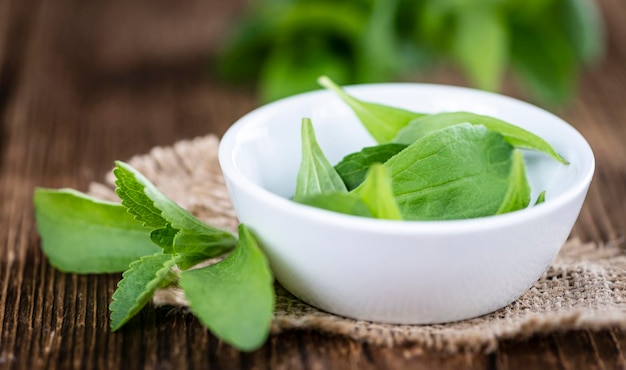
[292,77,568,220]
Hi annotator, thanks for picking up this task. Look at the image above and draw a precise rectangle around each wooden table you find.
[1,0,625,368]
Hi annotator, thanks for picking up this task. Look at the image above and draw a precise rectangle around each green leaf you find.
[317,75,425,143]
[296,192,373,218]
[334,143,407,190]
[496,150,531,214]
[179,224,274,352]
[510,21,578,105]
[393,111,568,164]
[355,0,401,83]
[254,1,367,102]
[109,253,180,331]
[417,0,455,51]
[506,0,556,21]
[34,188,160,273]
[274,1,365,41]
[259,44,351,103]
[381,123,516,220]
[113,164,169,229]
[354,164,402,220]
[294,118,347,201]
[114,161,238,251]
[534,190,547,205]
[452,8,508,91]
[150,225,177,253]
[558,0,605,64]
[174,230,238,270]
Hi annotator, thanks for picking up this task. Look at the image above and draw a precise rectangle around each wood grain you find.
[1,0,625,368]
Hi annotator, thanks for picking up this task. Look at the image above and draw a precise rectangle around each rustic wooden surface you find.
[1,0,625,368]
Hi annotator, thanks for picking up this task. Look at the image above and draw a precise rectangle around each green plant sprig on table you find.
[217,0,604,105]
[34,162,274,352]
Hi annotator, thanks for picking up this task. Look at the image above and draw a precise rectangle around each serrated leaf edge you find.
[113,163,169,229]
[109,253,180,331]
[114,161,236,238]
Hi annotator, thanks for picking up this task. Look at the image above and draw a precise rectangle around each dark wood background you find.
[1,0,625,368]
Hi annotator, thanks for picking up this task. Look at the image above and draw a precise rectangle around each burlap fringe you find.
[89,135,626,353]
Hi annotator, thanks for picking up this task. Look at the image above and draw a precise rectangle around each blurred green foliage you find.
[216,0,604,105]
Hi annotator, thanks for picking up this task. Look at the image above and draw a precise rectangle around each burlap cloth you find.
[88,135,626,353]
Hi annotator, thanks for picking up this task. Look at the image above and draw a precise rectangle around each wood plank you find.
[495,334,563,370]
[363,342,489,369]
[0,0,44,117]
[552,330,607,370]
[588,329,623,369]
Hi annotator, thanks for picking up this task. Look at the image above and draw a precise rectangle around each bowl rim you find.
[218,82,595,236]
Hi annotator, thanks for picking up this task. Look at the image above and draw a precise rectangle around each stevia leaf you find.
[150,225,178,254]
[355,164,402,220]
[334,143,407,190]
[535,191,547,205]
[355,0,401,83]
[317,75,425,143]
[174,230,238,270]
[558,0,605,64]
[259,44,350,103]
[109,253,180,331]
[506,0,556,21]
[114,161,238,248]
[294,118,347,201]
[380,123,516,220]
[254,1,365,102]
[510,21,578,105]
[496,150,531,214]
[296,192,373,218]
[393,111,568,164]
[34,188,160,273]
[179,224,274,352]
[417,0,455,51]
[452,8,508,92]
[113,165,169,229]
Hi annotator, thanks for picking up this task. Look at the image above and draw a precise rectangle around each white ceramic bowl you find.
[218,84,594,324]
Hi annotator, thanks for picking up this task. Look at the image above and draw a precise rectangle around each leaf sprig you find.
[34,162,275,352]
